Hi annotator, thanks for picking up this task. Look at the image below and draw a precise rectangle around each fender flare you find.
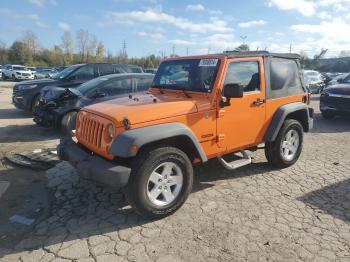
[264,102,313,142]
[109,122,208,162]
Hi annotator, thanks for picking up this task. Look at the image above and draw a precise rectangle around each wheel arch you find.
[109,123,208,163]
[265,102,312,142]
[56,109,79,128]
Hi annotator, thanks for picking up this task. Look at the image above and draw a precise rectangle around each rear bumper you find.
[57,137,131,188]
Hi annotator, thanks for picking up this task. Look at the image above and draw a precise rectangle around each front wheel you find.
[125,147,193,219]
[265,119,304,169]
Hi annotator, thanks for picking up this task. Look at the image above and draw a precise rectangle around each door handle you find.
[253,98,265,106]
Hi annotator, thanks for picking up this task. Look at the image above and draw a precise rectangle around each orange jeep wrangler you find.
[58,51,313,218]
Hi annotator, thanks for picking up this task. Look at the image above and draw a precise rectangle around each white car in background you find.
[0,65,2,80]
[2,64,35,81]
[303,70,325,94]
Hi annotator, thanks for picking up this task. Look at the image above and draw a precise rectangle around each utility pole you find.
[289,43,292,53]
[240,35,247,45]
[172,45,175,57]
[186,48,189,56]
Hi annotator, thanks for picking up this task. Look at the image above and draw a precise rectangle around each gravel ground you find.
[0,83,349,262]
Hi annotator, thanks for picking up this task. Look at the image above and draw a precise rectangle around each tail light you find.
[303,93,311,105]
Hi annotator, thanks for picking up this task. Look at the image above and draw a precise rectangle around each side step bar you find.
[218,150,252,170]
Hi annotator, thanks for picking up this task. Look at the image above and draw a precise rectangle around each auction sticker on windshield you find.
[199,59,218,67]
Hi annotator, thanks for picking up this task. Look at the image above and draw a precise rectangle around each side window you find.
[70,65,95,81]
[135,77,153,91]
[225,61,260,92]
[99,78,133,96]
[99,64,114,76]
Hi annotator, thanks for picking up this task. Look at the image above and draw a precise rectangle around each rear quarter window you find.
[269,58,304,99]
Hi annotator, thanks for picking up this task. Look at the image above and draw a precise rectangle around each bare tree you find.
[76,29,89,63]
[61,31,74,65]
[96,41,105,62]
[87,35,98,62]
[22,30,40,59]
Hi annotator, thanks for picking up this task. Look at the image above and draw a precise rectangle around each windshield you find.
[13,66,28,71]
[77,77,109,95]
[51,65,82,80]
[153,59,221,93]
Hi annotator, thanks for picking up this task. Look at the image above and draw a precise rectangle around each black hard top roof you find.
[222,51,300,59]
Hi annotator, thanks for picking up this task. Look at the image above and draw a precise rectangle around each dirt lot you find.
[0,82,349,262]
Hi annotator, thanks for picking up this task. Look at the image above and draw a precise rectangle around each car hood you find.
[41,86,82,102]
[17,78,58,86]
[324,84,350,95]
[83,92,208,126]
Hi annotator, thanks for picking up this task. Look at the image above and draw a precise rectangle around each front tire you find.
[126,147,193,219]
[265,119,304,169]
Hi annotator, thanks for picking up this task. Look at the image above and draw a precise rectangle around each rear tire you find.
[125,147,193,219]
[265,119,304,169]
[60,111,77,134]
[321,110,335,119]
[12,75,16,81]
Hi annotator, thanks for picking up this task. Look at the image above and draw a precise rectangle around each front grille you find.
[22,73,31,76]
[79,115,104,148]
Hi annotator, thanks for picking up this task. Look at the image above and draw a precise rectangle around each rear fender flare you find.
[265,102,312,142]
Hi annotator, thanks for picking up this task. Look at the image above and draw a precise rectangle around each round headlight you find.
[108,123,115,139]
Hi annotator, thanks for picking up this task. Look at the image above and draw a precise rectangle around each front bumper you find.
[33,106,58,128]
[320,95,350,115]
[57,137,131,188]
[15,75,34,80]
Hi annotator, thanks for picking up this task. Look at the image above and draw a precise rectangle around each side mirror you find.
[221,84,244,107]
[224,83,244,98]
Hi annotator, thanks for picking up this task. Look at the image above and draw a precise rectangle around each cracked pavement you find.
[0,86,350,261]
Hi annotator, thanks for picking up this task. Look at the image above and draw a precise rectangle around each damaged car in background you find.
[12,63,129,113]
[303,70,325,94]
[33,73,154,133]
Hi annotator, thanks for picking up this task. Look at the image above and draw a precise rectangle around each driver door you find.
[217,57,266,152]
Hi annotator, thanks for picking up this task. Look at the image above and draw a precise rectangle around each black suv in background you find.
[12,63,127,112]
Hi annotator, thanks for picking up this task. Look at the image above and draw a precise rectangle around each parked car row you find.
[2,65,35,81]
[9,62,154,132]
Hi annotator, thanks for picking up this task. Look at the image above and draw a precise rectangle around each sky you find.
[0,0,350,58]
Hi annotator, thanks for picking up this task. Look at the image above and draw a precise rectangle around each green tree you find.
[8,41,32,65]
[0,41,8,65]
[235,44,250,52]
